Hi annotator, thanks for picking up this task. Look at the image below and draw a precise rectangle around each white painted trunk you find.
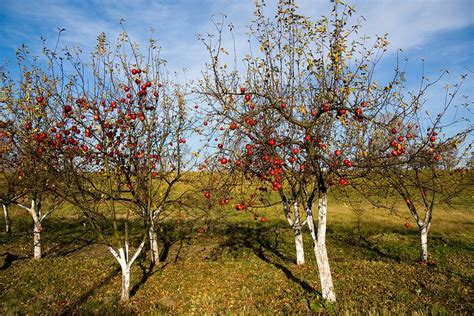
[293,201,305,265]
[33,219,42,259]
[420,225,429,262]
[121,264,131,301]
[108,239,146,302]
[3,204,11,235]
[316,195,336,302]
[149,226,159,264]
[314,242,336,302]
[306,194,336,303]
[294,227,305,265]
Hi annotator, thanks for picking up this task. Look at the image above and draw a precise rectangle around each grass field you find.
[0,195,473,314]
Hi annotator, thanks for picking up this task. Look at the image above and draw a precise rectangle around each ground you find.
[0,199,473,314]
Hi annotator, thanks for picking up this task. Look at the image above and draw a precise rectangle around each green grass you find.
[0,199,473,314]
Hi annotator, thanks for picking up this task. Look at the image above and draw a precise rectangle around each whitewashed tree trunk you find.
[108,238,146,302]
[149,225,159,264]
[3,204,11,236]
[16,198,60,259]
[18,199,43,260]
[420,224,430,262]
[293,201,305,265]
[306,193,336,303]
[33,218,42,259]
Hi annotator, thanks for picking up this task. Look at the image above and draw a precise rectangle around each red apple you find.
[322,102,330,112]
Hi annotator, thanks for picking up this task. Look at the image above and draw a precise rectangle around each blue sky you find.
[1,0,473,147]
[1,0,473,79]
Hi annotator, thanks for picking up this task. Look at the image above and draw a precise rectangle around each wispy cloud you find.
[0,0,472,84]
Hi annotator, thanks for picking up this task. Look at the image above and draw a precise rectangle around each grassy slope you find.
[0,195,473,314]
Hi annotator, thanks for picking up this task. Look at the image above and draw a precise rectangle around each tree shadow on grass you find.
[331,234,405,263]
[59,266,121,315]
[130,221,194,297]
[211,223,321,300]
[0,252,27,270]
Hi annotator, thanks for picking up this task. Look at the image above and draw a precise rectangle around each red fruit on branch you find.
[203,191,211,199]
[337,109,347,117]
[391,128,397,134]
[335,150,342,157]
[343,159,352,167]
[322,102,330,112]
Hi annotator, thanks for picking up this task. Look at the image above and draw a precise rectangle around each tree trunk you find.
[313,241,335,302]
[293,201,305,265]
[315,194,336,302]
[306,193,336,303]
[120,263,131,302]
[33,219,42,259]
[420,225,429,262]
[108,239,146,302]
[294,226,305,265]
[149,225,159,264]
[3,204,11,236]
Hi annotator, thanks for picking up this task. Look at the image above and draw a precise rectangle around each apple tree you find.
[0,52,64,258]
[198,0,401,302]
[32,30,199,301]
[357,71,472,262]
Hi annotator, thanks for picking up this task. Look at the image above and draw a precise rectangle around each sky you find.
[0,0,473,149]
